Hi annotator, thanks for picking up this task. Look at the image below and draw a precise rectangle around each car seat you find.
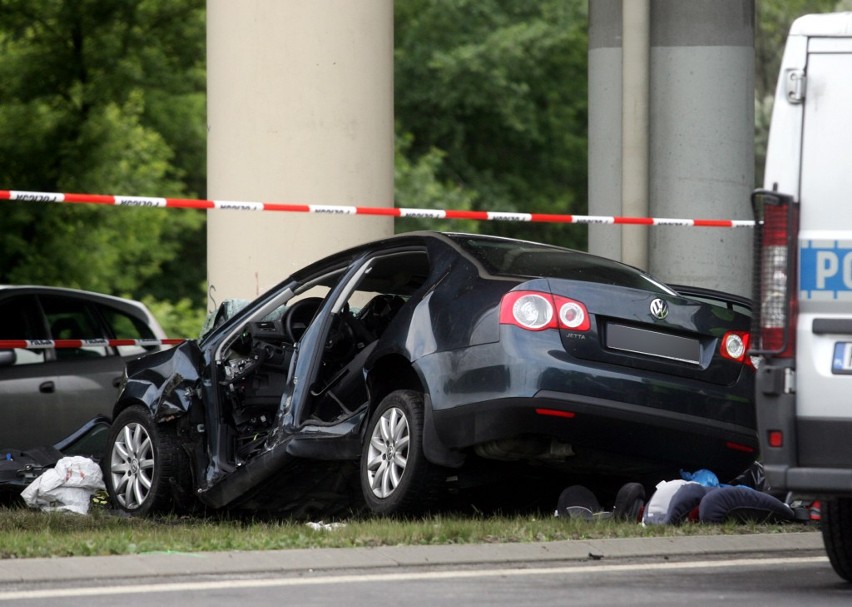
[357,294,405,339]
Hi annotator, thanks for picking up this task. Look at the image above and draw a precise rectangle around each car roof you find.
[0,284,146,306]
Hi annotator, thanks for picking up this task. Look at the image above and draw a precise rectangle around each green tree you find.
[0,0,206,310]
[393,0,589,249]
[6,0,837,327]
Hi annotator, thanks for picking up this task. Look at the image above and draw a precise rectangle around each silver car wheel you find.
[365,406,410,498]
[110,422,155,510]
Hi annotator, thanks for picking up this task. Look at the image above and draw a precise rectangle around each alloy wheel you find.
[110,422,155,510]
[365,406,410,498]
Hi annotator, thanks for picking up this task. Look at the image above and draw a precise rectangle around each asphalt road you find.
[0,530,844,605]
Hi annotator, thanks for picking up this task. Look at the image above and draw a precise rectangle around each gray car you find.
[0,286,167,450]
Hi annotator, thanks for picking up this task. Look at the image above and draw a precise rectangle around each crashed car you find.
[104,231,757,517]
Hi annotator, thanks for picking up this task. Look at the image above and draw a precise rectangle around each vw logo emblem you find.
[650,298,669,320]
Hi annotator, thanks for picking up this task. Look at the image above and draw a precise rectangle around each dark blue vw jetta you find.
[105,232,756,516]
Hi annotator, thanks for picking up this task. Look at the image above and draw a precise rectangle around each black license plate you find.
[606,323,700,364]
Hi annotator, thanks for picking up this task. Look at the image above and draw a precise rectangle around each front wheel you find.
[104,406,192,516]
[823,497,852,582]
[360,390,444,516]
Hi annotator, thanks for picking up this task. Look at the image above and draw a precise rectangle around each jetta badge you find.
[650,298,669,320]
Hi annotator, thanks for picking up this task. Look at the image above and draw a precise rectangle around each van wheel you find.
[822,497,852,582]
[104,406,192,516]
[360,390,444,516]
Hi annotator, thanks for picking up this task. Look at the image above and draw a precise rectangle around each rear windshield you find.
[453,236,674,294]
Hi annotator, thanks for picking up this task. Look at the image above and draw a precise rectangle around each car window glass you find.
[343,251,429,336]
[41,295,109,359]
[98,304,158,356]
[259,271,346,327]
[0,295,48,365]
[454,236,674,294]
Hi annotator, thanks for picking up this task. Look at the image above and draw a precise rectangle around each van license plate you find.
[832,343,852,374]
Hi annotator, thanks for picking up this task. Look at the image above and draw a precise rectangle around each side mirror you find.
[0,350,17,367]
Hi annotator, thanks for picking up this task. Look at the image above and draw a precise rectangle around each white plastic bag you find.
[21,456,105,515]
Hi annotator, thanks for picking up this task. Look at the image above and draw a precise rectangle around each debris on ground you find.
[21,456,105,515]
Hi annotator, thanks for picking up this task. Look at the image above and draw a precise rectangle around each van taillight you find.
[751,191,798,357]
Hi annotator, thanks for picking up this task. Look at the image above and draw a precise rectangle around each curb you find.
[0,531,824,584]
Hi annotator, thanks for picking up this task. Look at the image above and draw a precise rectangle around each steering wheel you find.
[283,297,323,342]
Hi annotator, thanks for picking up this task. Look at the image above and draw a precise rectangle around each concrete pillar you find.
[589,0,754,297]
[621,0,651,270]
[588,0,624,263]
[206,1,394,306]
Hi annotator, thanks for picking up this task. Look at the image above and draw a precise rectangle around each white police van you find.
[752,12,852,582]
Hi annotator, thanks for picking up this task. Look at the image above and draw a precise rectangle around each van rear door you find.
[796,37,852,423]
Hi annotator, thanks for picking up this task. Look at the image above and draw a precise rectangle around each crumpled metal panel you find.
[121,341,203,420]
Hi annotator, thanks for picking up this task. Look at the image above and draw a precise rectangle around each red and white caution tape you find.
[0,190,756,228]
[0,338,185,350]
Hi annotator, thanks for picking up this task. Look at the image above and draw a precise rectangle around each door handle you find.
[112,376,123,388]
[39,381,55,393]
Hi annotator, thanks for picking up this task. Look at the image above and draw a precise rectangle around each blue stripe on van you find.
[800,241,852,299]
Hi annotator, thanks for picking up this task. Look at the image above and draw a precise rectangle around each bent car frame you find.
[105,232,757,517]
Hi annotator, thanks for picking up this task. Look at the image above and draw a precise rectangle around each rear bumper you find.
[432,389,758,481]
[420,329,756,480]
[764,465,852,495]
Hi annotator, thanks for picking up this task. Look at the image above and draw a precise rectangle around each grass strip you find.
[0,502,817,560]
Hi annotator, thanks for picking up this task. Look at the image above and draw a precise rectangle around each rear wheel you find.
[360,390,444,516]
[822,497,852,582]
[104,406,192,516]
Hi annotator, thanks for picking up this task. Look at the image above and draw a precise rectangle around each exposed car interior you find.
[216,250,430,463]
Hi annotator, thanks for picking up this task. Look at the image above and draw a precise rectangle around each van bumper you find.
[757,360,852,496]
[765,465,852,495]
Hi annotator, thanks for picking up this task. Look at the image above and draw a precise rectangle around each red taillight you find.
[767,430,783,448]
[725,441,756,454]
[499,291,590,332]
[753,192,798,357]
[720,331,755,369]
[500,291,554,330]
[535,408,576,419]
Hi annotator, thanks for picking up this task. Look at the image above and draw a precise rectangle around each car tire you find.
[822,497,852,582]
[104,405,191,516]
[360,390,444,516]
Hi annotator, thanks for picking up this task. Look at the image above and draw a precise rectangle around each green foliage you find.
[394,130,481,234]
[0,0,206,316]
[140,294,208,339]
[393,0,589,249]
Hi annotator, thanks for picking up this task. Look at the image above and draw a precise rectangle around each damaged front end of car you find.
[120,341,205,421]
[111,294,370,516]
